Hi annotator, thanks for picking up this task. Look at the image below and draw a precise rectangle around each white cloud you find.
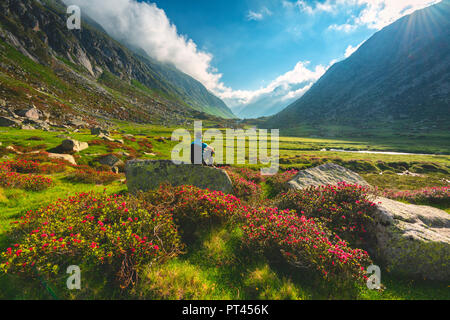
[284,0,441,31]
[281,83,313,101]
[247,11,264,21]
[325,0,442,31]
[283,0,334,14]
[328,23,357,33]
[344,41,364,57]
[222,61,327,108]
[283,0,338,14]
[247,7,273,21]
[354,0,441,30]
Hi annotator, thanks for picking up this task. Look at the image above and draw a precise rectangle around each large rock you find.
[369,197,450,281]
[126,160,233,194]
[15,107,40,120]
[60,139,89,152]
[47,153,77,165]
[288,163,370,189]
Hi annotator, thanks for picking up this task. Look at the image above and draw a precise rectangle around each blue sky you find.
[67,0,442,117]
[153,0,371,91]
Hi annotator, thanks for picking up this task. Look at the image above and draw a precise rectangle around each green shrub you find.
[67,168,120,185]
[376,161,394,172]
[410,163,448,174]
[342,160,379,173]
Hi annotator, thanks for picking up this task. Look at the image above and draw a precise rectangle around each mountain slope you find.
[265,1,450,136]
[0,0,235,120]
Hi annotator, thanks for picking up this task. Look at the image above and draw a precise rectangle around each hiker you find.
[191,132,215,165]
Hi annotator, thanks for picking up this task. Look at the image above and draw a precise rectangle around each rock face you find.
[288,163,370,189]
[60,139,89,152]
[369,197,450,281]
[126,160,233,194]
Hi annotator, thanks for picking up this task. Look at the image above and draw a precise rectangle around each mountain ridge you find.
[264,1,450,136]
[0,0,235,120]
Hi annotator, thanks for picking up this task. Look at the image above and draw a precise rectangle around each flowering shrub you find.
[1,192,182,288]
[0,163,54,191]
[226,171,262,201]
[275,183,377,246]
[225,167,265,184]
[266,169,299,196]
[144,185,243,242]
[241,206,372,284]
[137,138,153,152]
[2,157,69,174]
[144,184,372,284]
[383,186,450,206]
[1,159,40,173]
[67,168,121,185]
[38,163,67,174]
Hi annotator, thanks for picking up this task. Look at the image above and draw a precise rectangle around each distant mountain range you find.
[265,0,450,136]
[232,81,312,119]
[0,0,235,122]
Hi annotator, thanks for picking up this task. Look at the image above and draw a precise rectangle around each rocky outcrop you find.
[59,139,89,153]
[288,163,370,189]
[47,153,77,165]
[369,197,450,281]
[126,160,233,194]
